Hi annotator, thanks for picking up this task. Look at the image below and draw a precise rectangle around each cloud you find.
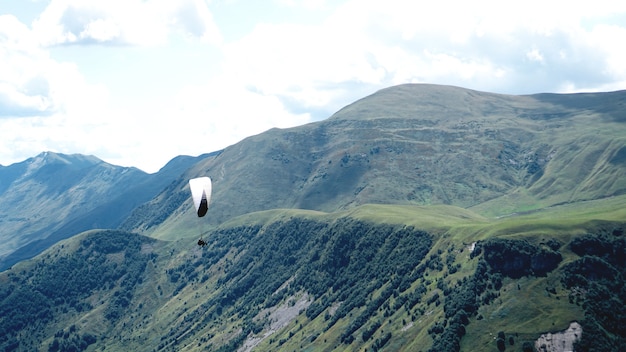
[171,0,222,44]
[1,0,626,172]
[0,15,57,117]
[0,78,52,117]
[356,0,626,93]
[32,0,221,46]
[223,0,626,116]
[1,13,111,117]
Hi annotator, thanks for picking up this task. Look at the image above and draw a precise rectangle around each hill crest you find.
[122,84,626,237]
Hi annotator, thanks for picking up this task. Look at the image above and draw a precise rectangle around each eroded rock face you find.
[535,322,582,352]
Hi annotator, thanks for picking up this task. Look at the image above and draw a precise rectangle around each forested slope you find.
[2,203,625,351]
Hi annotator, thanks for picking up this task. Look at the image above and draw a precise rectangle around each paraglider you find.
[189,177,212,217]
[189,177,212,247]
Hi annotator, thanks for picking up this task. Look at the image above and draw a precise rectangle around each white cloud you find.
[337,0,626,94]
[1,0,626,172]
[173,80,312,146]
[0,15,52,116]
[277,0,331,10]
[218,0,626,120]
[0,14,98,117]
[171,0,222,44]
[32,0,221,46]
[526,49,544,63]
[589,24,626,75]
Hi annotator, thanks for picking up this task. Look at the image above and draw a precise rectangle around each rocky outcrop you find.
[535,322,582,352]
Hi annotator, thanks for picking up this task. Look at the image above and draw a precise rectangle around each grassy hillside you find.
[3,84,625,351]
[2,196,624,351]
[120,84,626,240]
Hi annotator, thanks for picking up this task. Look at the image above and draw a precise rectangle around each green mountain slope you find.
[1,200,624,351]
[121,84,626,239]
[2,84,625,352]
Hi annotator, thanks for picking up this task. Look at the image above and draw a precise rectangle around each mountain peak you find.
[328,83,509,122]
[32,151,102,166]
[21,151,103,178]
[328,83,626,125]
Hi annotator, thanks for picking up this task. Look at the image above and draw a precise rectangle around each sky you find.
[1,0,626,173]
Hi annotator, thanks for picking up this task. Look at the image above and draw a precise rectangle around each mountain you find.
[121,84,626,239]
[1,84,625,352]
[1,202,625,351]
[0,151,207,270]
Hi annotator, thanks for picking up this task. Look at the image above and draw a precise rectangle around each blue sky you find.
[1,0,626,173]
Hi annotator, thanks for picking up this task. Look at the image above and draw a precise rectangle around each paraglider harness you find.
[197,238,207,247]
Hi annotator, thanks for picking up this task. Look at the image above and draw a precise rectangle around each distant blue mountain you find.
[0,151,207,270]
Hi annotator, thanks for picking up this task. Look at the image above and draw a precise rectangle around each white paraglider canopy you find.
[189,177,212,217]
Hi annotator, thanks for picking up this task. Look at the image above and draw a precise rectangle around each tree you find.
[497,331,506,351]
[522,341,534,352]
